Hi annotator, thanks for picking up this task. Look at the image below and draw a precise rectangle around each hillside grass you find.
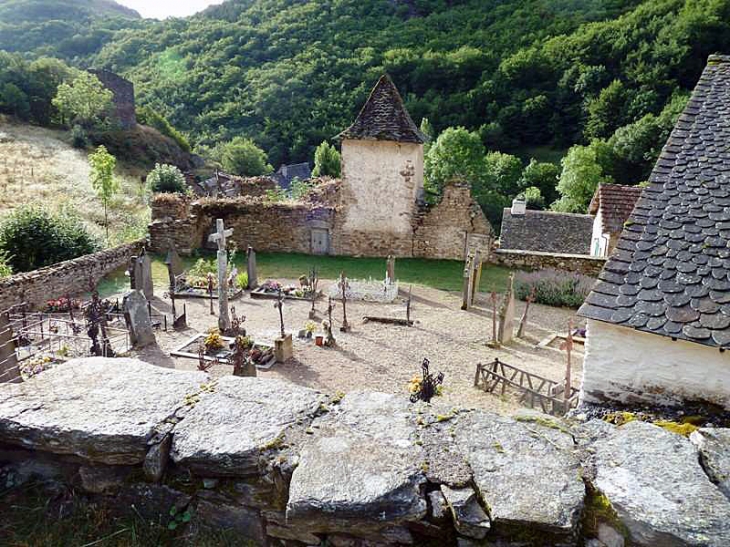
[0,119,150,247]
[97,252,513,297]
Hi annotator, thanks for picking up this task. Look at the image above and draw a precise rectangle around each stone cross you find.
[247,246,258,290]
[209,219,233,332]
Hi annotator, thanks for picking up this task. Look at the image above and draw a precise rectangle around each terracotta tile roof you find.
[337,75,427,144]
[589,184,644,234]
[578,55,730,349]
[499,209,593,254]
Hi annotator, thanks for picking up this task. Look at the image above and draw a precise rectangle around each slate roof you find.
[578,55,730,349]
[273,162,311,190]
[589,184,644,234]
[499,209,593,254]
[337,75,427,144]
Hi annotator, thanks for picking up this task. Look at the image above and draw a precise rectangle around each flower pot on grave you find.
[315,335,324,347]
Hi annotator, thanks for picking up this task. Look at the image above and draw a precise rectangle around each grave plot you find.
[250,279,321,301]
[326,276,398,303]
[173,274,245,300]
[170,332,276,370]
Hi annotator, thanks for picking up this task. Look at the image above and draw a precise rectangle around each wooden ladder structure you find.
[474,358,579,416]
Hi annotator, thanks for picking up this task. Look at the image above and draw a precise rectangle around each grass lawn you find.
[98,252,513,297]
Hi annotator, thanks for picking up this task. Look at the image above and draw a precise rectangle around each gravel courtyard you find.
[129,279,584,414]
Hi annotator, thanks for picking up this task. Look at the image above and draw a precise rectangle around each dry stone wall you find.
[0,239,145,311]
[493,249,607,277]
[148,184,492,260]
[1,358,729,546]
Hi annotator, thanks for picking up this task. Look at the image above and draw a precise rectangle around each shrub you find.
[147,163,187,194]
[220,137,273,176]
[0,206,99,272]
[0,251,12,279]
[514,269,594,308]
[70,124,88,148]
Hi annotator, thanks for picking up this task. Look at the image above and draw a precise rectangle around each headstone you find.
[165,246,184,288]
[209,219,233,333]
[0,313,20,384]
[461,253,474,311]
[386,255,396,283]
[131,251,153,301]
[497,274,516,344]
[275,334,293,363]
[123,290,156,348]
[246,246,258,290]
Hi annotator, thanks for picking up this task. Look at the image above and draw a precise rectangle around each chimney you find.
[511,197,526,216]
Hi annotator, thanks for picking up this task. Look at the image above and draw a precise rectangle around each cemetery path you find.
[129,280,584,414]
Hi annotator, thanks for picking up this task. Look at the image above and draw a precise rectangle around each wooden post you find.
[517,287,535,339]
[562,318,574,406]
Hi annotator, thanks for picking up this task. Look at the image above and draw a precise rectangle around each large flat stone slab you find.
[691,427,730,500]
[170,376,326,476]
[0,358,206,465]
[453,410,584,535]
[286,391,427,532]
[592,421,730,546]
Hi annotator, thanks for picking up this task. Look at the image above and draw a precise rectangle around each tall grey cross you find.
[209,219,234,332]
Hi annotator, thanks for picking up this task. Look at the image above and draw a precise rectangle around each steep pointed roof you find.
[338,75,427,144]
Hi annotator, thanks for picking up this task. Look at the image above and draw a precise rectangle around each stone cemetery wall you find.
[1,358,729,547]
[0,239,145,311]
[413,183,493,260]
[493,248,607,277]
[149,185,493,260]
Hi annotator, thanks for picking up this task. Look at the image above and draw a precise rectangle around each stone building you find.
[149,75,492,260]
[499,198,593,255]
[88,69,136,129]
[578,55,730,410]
[588,184,643,257]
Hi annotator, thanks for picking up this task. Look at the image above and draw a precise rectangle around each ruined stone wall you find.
[413,184,493,260]
[0,240,145,311]
[2,358,729,547]
[492,249,607,277]
[88,69,136,129]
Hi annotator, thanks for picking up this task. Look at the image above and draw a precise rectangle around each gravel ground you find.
[129,279,585,414]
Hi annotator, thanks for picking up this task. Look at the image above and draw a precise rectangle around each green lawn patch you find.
[97,252,513,298]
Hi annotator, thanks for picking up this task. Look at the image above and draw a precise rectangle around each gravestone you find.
[246,246,258,290]
[131,252,153,301]
[461,253,474,311]
[209,219,233,333]
[123,290,155,348]
[470,250,483,306]
[386,255,396,283]
[165,246,184,288]
[0,313,19,384]
[497,274,516,344]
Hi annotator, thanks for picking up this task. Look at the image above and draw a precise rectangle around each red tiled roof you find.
[589,184,644,234]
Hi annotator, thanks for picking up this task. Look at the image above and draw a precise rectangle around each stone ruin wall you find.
[148,183,492,260]
[0,239,145,311]
[88,69,136,130]
[413,184,493,260]
[493,248,607,277]
[2,358,729,547]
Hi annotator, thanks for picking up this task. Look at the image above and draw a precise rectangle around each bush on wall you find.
[0,206,99,272]
[514,268,594,309]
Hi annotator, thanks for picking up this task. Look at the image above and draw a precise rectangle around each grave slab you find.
[287,391,427,532]
[170,376,325,476]
[123,290,155,348]
[0,358,207,464]
[592,421,730,546]
[453,410,584,536]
